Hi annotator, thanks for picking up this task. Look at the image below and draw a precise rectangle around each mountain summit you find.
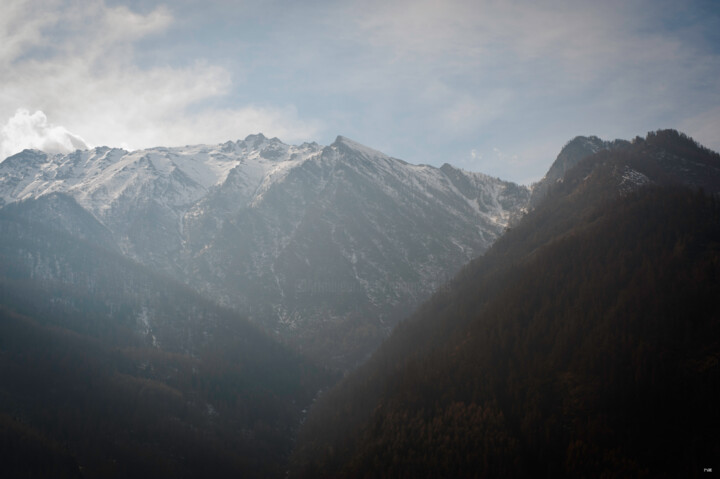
[529,135,629,207]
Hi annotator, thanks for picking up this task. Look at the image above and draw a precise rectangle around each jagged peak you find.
[244,133,266,142]
[91,145,128,156]
[440,162,479,176]
[242,133,270,149]
[239,134,290,158]
[1,148,49,165]
[528,134,629,208]
[440,162,456,171]
[330,135,388,159]
[561,135,606,152]
[547,135,629,183]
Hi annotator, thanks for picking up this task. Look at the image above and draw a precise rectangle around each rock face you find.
[0,133,530,368]
[529,135,629,207]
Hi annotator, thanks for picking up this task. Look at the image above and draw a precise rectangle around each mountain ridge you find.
[0,134,531,368]
[4,130,711,370]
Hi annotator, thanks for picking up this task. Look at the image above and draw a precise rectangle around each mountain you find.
[290,130,720,478]
[0,134,530,368]
[0,131,534,475]
[528,135,629,207]
[7,127,716,477]
[0,192,335,478]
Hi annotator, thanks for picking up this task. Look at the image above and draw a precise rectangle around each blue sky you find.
[1,0,719,184]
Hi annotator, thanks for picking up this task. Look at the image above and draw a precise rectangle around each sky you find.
[1,0,719,184]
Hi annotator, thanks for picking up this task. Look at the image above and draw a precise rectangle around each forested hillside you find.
[291,131,720,478]
[0,194,336,478]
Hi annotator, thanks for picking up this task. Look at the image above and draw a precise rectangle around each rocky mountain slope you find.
[0,134,530,368]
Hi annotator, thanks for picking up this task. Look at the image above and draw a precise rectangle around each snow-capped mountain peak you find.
[0,134,531,368]
[330,135,390,161]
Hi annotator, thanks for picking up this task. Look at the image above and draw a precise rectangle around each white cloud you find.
[0,109,89,160]
[0,0,321,156]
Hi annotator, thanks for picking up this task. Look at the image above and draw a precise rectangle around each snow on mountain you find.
[0,134,320,220]
[619,166,652,193]
[0,133,530,368]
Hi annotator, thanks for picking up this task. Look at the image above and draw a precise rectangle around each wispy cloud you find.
[319,0,720,179]
[0,0,322,159]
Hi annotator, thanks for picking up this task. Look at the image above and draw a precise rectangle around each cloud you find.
[1,109,89,160]
[0,0,321,155]
[323,0,720,178]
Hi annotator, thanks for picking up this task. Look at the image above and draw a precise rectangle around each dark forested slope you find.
[291,130,720,478]
[0,194,336,478]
